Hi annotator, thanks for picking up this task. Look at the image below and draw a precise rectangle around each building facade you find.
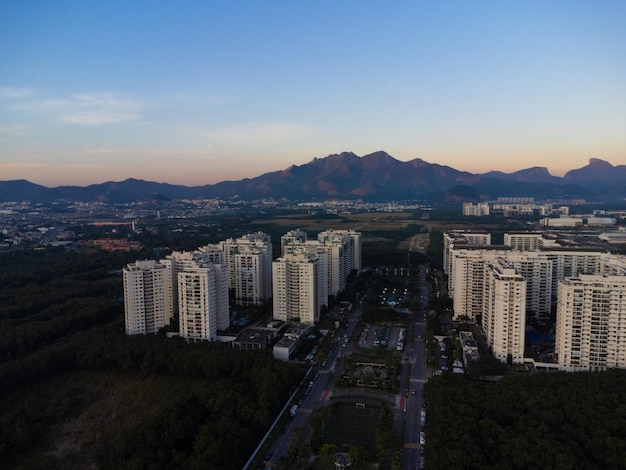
[317,229,362,296]
[220,232,273,306]
[482,259,527,364]
[556,275,626,371]
[123,259,171,335]
[272,253,320,325]
[443,230,491,275]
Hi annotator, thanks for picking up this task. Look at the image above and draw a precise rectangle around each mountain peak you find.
[563,157,623,190]
[588,158,612,168]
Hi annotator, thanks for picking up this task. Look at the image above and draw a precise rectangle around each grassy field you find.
[325,402,382,451]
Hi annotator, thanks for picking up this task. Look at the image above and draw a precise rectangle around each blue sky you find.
[1,1,625,187]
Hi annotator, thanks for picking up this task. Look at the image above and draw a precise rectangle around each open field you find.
[253,211,421,232]
[325,402,382,451]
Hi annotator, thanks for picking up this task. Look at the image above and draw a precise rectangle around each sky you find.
[1,1,625,187]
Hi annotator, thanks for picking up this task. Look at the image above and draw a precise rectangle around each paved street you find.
[260,264,430,470]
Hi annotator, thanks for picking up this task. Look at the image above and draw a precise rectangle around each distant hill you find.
[1,152,623,203]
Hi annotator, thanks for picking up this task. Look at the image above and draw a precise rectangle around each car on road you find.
[411,389,416,395]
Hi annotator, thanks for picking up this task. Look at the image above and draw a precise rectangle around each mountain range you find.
[1,152,625,204]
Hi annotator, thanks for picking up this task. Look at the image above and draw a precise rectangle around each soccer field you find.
[325,403,381,450]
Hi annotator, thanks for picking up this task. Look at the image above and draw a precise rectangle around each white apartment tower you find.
[273,253,320,325]
[197,244,225,264]
[220,232,273,306]
[463,202,490,216]
[600,255,626,276]
[542,249,603,296]
[450,247,512,320]
[158,250,230,337]
[452,249,552,322]
[279,236,329,308]
[504,252,553,322]
[503,232,545,252]
[317,229,362,296]
[161,250,219,317]
[483,259,527,364]
[556,275,626,372]
[443,231,491,275]
[123,260,171,335]
[281,229,308,255]
[177,263,228,341]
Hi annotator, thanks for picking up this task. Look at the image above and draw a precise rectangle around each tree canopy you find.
[425,371,626,469]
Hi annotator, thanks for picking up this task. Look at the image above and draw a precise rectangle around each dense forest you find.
[424,372,626,469]
[0,248,302,469]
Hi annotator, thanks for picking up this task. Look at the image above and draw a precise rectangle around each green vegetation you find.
[425,371,626,469]
[309,402,399,469]
[0,248,302,469]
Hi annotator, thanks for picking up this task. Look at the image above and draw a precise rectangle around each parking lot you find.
[360,323,405,351]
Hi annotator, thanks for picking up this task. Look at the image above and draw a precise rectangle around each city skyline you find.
[2,1,625,187]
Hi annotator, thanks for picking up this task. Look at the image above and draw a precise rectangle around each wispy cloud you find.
[0,86,36,99]
[57,92,141,125]
[204,122,315,144]
[84,148,129,154]
[8,90,142,126]
[0,125,27,136]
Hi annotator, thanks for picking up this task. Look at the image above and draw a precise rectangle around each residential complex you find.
[124,229,361,340]
[273,229,362,325]
[446,230,626,370]
[462,199,569,218]
[462,202,489,216]
[125,249,229,341]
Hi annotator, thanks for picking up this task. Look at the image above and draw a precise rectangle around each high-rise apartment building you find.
[463,202,490,216]
[556,274,626,371]
[317,229,361,296]
[123,260,171,335]
[450,247,512,319]
[483,259,527,364]
[600,255,626,276]
[451,248,552,323]
[541,248,604,295]
[503,252,553,322]
[273,253,320,325]
[281,229,308,255]
[281,238,329,308]
[125,250,229,340]
[443,231,491,275]
[450,245,604,322]
[503,232,545,252]
[220,232,272,306]
[197,244,225,264]
[177,263,228,341]
[448,230,626,368]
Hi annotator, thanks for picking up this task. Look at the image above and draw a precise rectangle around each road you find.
[401,264,429,470]
[264,301,364,467]
[257,265,431,470]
